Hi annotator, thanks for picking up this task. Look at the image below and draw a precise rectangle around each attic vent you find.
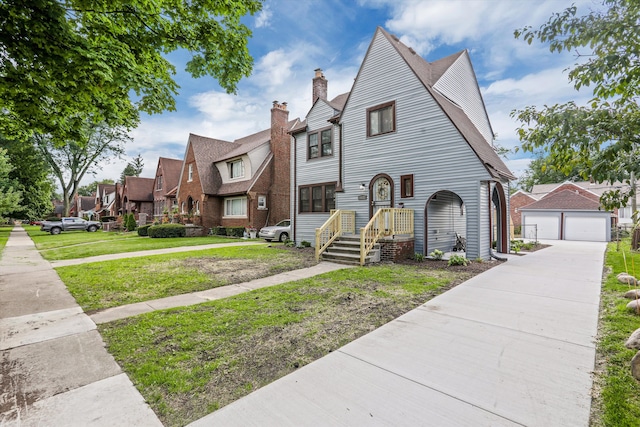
[408,47,416,55]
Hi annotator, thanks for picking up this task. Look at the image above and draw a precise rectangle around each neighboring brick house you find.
[72,195,95,219]
[176,103,299,230]
[509,190,538,229]
[94,183,118,219]
[120,176,154,220]
[152,157,183,219]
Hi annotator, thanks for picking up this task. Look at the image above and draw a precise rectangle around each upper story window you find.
[308,128,333,159]
[187,164,193,182]
[367,101,396,137]
[229,159,245,179]
[156,175,163,190]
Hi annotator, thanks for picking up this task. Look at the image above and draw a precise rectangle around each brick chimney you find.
[312,68,327,104]
[270,101,291,224]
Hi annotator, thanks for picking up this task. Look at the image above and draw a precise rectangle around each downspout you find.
[292,134,298,242]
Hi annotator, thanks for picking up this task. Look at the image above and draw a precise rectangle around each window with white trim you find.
[224,196,247,217]
[187,164,193,182]
[257,195,267,210]
[229,159,244,179]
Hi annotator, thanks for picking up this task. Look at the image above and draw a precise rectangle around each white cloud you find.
[255,5,272,28]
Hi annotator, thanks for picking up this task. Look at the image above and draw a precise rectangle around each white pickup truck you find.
[40,217,102,235]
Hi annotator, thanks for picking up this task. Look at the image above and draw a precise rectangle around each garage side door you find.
[564,216,607,241]
[523,214,560,240]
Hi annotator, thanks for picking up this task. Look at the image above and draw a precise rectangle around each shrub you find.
[429,249,443,260]
[414,252,425,262]
[300,240,311,248]
[123,213,137,231]
[137,224,152,237]
[148,224,186,238]
[284,239,295,247]
[225,226,245,238]
[448,254,468,266]
[212,226,227,236]
[510,239,523,253]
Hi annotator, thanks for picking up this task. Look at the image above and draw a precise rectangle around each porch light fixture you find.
[359,183,367,191]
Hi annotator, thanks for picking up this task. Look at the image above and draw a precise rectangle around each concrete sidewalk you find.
[191,240,606,427]
[0,227,162,426]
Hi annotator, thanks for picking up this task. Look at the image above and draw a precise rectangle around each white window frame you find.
[224,196,247,218]
[257,195,267,210]
[188,164,193,182]
[228,159,245,179]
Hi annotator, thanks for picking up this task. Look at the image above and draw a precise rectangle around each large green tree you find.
[120,154,144,184]
[0,137,55,219]
[0,0,262,141]
[0,148,23,217]
[33,123,130,216]
[77,179,115,197]
[518,153,583,192]
[512,0,640,211]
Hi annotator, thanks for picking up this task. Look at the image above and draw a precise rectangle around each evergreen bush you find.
[137,224,152,237]
[225,226,245,238]
[148,224,186,238]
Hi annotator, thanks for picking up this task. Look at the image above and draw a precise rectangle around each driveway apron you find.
[0,227,161,426]
[191,240,606,427]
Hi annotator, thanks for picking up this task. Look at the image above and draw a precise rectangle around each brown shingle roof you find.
[521,190,601,211]
[80,196,95,210]
[187,133,236,195]
[158,157,183,194]
[377,27,515,181]
[123,176,154,201]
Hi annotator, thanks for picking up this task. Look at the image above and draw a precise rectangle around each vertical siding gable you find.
[433,52,494,144]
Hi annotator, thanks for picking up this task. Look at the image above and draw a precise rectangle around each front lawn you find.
[0,225,12,254]
[591,239,640,426]
[99,264,468,426]
[57,245,316,311]
[25,225,241,260]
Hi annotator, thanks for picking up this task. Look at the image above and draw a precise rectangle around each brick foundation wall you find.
[379,236,415,262]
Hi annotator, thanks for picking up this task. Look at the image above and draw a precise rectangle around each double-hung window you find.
[308,128,333,159]
[367,101,395,137]
[187,164,193,182]
[156,175,163,191]
[401,174,414,198]
[229,159,244,179]
[224,197,247,217]
[299,183,336,213]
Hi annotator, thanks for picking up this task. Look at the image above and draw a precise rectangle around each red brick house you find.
[509,190,538,229]
[120,176,154,220]
[176,102,299,230]
[94,183,118,219]
[152,157,183,220]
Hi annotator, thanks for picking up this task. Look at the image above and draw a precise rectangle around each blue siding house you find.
[291,27,514,262]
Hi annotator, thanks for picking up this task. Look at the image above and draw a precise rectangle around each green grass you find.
[25,225,241,260]
[592,239,640,426]
[57,245,314,311]
[99,265,460,426]
[0,225,12,254]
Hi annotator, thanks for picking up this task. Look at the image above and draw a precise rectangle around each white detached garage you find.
[520,190,611,242]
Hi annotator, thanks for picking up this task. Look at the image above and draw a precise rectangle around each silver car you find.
[258,219,291,242]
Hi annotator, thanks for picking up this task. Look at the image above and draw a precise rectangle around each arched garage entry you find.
[491,182,508,253]
[425,190,466,255]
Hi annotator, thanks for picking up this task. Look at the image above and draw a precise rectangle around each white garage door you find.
[564,216,607,241]
[523,215,560,240]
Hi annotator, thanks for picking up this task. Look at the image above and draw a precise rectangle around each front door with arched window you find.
[369,174,393,218]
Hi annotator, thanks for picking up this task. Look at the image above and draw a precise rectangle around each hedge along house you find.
[292,27,514,263]
[152,157,183,220]
[176,102,299,231]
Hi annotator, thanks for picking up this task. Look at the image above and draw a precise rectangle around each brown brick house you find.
[176,102,299,230]
[509,190,538,229]
[152,157,183,220]
[120,176,154,220]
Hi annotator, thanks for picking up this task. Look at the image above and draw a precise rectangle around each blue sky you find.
[91,0,600,187]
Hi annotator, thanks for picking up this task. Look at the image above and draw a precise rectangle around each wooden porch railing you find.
[315,210,356,261]
[360,208,414,266]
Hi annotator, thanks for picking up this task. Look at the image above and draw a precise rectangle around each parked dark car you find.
[40,217,102,235]
[258,219,291,242]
